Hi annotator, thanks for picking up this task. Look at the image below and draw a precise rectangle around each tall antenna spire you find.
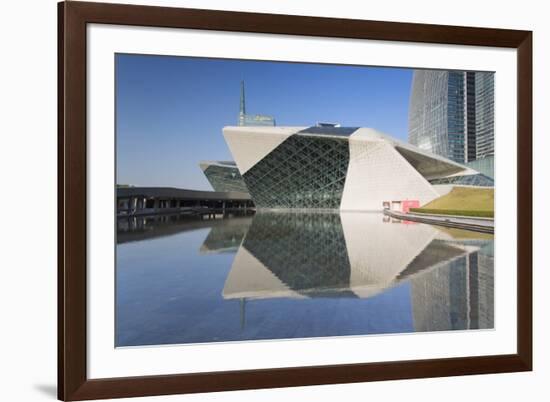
[239,80,246,126]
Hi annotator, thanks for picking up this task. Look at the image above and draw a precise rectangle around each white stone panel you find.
[340,136,440,211]
[222,126,304,174]
[351,128,472,177]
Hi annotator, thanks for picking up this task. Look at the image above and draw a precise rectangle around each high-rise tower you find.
[237,81,276,127]
[474,72,494,160]
[239,80,246,126]
[408,70,494,167]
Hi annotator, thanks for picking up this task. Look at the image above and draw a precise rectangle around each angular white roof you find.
[223,126,479,179]
[223,126,306,174]
[350,128,478,178]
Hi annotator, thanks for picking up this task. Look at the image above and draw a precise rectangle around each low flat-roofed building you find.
[116,186,253,216]
[241,114,276,127]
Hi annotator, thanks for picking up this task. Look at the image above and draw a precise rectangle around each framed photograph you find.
[58,1,532,400]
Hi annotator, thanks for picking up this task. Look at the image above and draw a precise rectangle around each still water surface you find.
[116,212,494,347]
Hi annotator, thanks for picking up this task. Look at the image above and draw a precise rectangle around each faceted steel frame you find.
[242,134,350,209]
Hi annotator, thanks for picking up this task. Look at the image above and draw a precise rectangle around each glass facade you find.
[409,70,453,159]
[428,173,494,187]
[475,72,495,159]
[446,71,467,163]
[465,72,477,162]
[465,155,494,179]
[298,126,359,136]
[242,134,350,209]
[409,70,495,166]
[202,162,249,193]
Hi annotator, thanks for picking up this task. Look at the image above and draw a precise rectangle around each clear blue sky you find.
[116,54,413,190]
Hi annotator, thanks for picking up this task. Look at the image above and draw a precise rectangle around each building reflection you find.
[411,241,494,331]
[116,211,253,245]
[199,217,254,254]
[118,211,494,333]
[219,212,494,331]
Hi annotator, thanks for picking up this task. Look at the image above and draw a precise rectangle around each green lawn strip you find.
[409,208,494,218]
[422,187,494,210]
[412,187,494,219]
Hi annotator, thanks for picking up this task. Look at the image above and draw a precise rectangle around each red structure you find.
[401,200,420,213]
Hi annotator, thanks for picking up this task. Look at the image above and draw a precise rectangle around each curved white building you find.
[223,125,493,211]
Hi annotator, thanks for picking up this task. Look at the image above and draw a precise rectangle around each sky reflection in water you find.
[116,212,494,347]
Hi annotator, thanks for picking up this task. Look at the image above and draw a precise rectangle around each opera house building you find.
[222,125,494,212]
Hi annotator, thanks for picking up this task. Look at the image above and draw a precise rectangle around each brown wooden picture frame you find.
[58,1,532,400]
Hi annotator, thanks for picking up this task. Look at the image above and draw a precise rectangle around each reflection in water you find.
[116,212,494,346]
[117,211,254,245]
[411,242,494,331]
[226,213,353,299]
[200,217,253,254]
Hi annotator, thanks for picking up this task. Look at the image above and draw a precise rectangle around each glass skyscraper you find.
[408,70,494,167]
[474,72,495,160]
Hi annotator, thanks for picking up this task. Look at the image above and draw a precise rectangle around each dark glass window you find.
[429,173,494,187]
[243,134,350,209]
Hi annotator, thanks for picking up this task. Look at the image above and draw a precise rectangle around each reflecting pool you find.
[116,212,494,347]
